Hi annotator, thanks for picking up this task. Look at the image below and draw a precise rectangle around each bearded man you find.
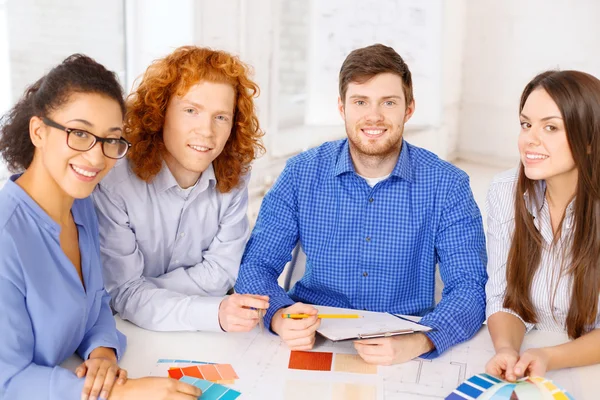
[235,44,487,365]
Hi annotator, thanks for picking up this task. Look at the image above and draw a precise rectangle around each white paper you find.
[314,305,431,341]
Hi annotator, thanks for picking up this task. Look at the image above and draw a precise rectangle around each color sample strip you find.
[445,373,500,400]
[198,365,222,382]
[513,382,544,400]
[180,376,213,392]
[158,359,212,364]
[179,376,241,400]
[332,383,377,400]
[445,392,471,400]
[168,364,239,383]
[455,382,483,398]
[288,350,333,371]
[214,364,239,380]
[168,368,184,380]
[529,377,571,400]
[202,384,229,400]
[181,366,204,379]
[333,354,377,374]
[489,383,516,399]
[480,373,502,384]
[476,382,511,400]
[467,375,495,390]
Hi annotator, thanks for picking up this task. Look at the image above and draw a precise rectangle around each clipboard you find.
[314,306,432,342]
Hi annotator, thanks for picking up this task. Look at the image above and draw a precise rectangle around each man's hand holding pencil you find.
[271,303,321,350]
[218,293,269,333]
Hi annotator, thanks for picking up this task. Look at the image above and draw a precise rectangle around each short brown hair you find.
[339,43,413,106]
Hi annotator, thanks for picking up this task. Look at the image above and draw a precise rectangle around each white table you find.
[112,317,598,399]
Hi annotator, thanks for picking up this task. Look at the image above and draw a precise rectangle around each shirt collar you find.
[153,161,217,194]
[523,180,545,216]
[334,139,413,182]
[5,175,62,235]
[523,179,576,217]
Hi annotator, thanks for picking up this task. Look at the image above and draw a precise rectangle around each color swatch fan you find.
[446,373,575,400]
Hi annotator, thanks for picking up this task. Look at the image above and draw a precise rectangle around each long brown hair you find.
[504,70,600,339]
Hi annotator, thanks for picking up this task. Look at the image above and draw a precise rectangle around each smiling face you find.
[29,92,124,199]
[518,88,577,183]
[338,72,414,159]
[162,80,236,188]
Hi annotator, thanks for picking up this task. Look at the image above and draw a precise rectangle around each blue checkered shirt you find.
[235,139,487,357]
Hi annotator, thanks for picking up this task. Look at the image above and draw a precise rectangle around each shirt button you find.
[363,272,368,277]
[174,259,179,264]
[366,236,371,242]
[179,232,186,238]
[369,198,374,203]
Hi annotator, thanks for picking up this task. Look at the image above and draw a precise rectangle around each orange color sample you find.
[288,351,333,371]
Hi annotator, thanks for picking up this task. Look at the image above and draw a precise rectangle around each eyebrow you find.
[348,95,403,101]
[520,113,563,121]
[181,100,234,116]
[66,118,122,132]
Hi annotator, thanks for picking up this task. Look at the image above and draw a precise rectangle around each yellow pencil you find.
[282,314,362,319]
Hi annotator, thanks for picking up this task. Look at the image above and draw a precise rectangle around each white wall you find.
[6,0,125,102]
[403,0,467,161]
[124,0,194,92]
[278,0,309,96]
[271,0,467,162]
[305,0,444,129]
[458,0,600,166]
[2,0,125,185]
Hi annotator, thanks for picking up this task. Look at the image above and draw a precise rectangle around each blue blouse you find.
[0,176,126,399]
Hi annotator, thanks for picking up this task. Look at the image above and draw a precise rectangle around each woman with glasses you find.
[0,55,201,400]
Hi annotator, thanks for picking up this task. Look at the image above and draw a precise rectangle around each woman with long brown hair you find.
[485,70,600,381]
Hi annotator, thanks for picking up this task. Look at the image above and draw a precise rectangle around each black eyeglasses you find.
[42,117,131,160]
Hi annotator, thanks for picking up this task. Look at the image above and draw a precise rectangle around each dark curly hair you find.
[126,46,264,193]
[0,54,125,172]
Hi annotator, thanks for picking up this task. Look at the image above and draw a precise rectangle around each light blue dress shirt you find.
[0,176,126,399]
[92,159,250,332]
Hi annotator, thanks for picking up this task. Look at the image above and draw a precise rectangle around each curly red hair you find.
[125,46,264,192]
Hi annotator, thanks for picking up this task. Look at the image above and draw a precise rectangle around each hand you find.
[353,333,434,365]
[218,293,269,332]
[76,356,126,400]
[271,303,321,350]
[109,377,202,400]
[513,348,551,378]
[485,346,520,381]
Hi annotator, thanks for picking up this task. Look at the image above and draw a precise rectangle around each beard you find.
[345,120,403,158]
